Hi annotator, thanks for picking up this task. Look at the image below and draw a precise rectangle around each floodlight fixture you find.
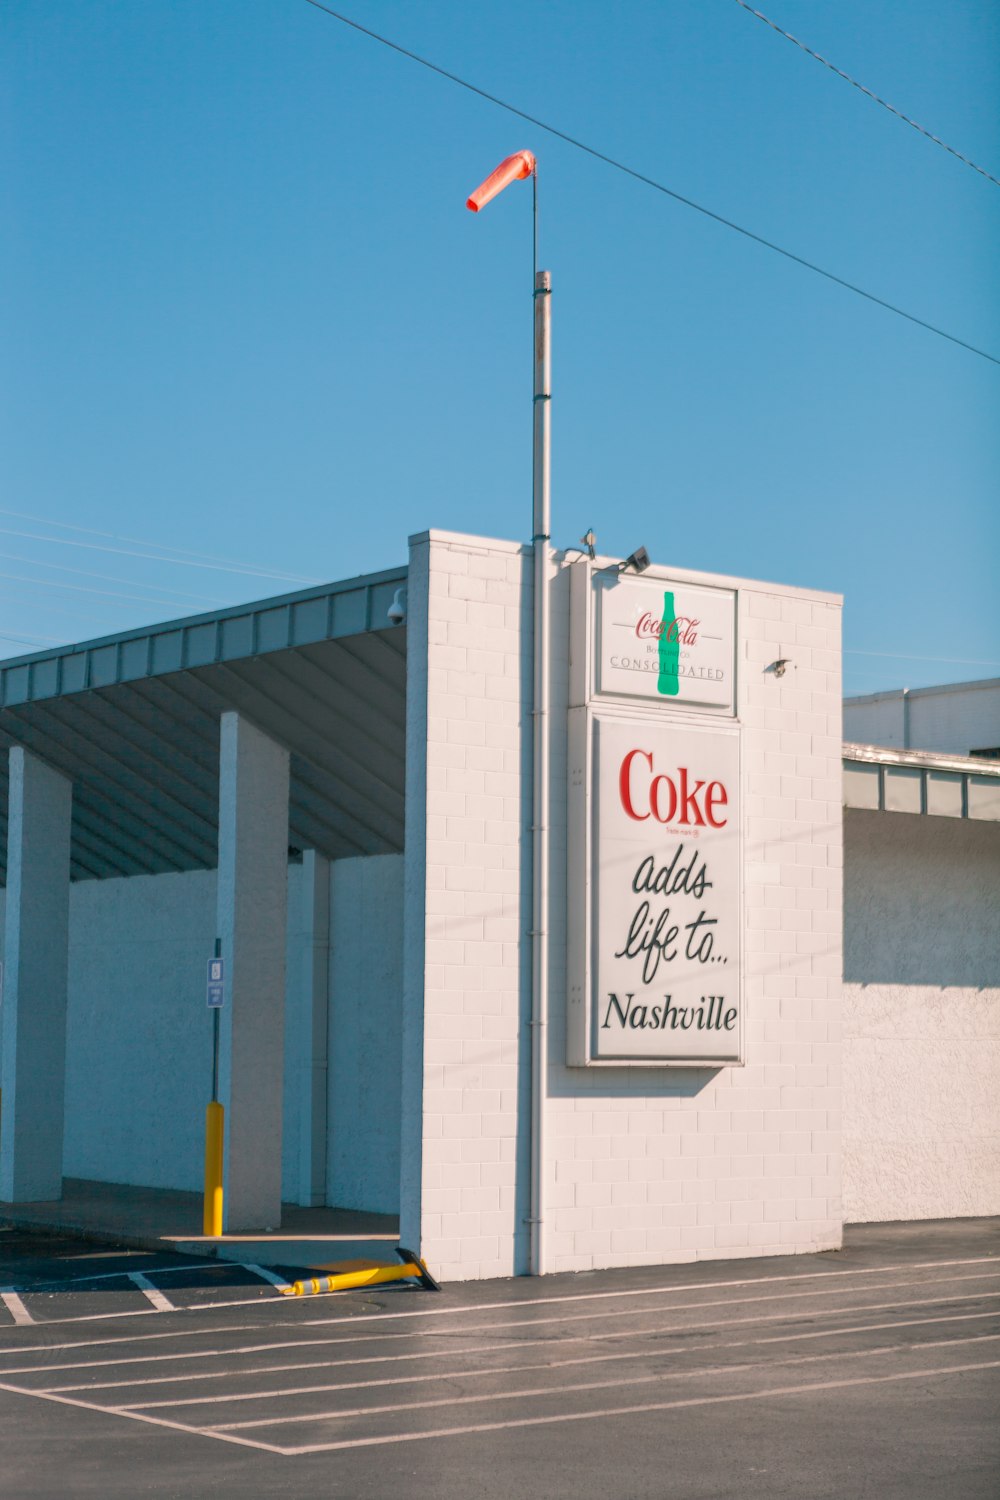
[620,546,650,575]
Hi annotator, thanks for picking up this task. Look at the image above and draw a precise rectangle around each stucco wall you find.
[844,680,1000,755]
[62,868,220,1193]
[403,531,843,1281]
[5,853,402,1206]
[326,853,404,1214]
[843,808,1000,1221]
[909,681,999,756]
[843,695,905,749]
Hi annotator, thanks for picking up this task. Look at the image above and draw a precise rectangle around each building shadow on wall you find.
[844,809,1000,989]
[544,1067,719,1103]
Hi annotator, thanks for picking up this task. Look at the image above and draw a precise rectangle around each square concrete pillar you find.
[287,849,330,1207]
[216,711,289,1231]
[1,747,72,1202]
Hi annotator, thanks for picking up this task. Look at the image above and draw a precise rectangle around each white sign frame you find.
[567,707,744,1069]
[569,563,737,716]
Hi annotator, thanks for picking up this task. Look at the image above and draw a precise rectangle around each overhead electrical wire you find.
[0,630,62,650]
[0,569,222,608]
[0,524,322,583]
[0,550,225,605]
[732,0,1000,190]
[301,0,1000,369]
[0,507,321,586]
[0,589,117,620]
[846,648,1000,668]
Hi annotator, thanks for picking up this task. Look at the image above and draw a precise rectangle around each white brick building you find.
[0,530,996,1280]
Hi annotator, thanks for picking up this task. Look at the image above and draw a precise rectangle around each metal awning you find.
[0,567,407,881]
[843,741,1000,822]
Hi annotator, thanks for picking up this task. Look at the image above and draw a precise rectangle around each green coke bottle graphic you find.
[657,590,680,696]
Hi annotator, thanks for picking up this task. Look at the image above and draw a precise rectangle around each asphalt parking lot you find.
[0,1218,997,1499]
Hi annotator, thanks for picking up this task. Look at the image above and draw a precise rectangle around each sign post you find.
[203,940,225,1236]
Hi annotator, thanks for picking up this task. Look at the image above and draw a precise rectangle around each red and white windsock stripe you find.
[466,150,536,212]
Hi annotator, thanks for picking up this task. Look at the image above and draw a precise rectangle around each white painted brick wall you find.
[401,532,531,1279]
[404,531,843,1281]
[843,808,1000,1220]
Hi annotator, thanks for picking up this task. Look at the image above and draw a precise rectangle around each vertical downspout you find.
[530,259,551,1277]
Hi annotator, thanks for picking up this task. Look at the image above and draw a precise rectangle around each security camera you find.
[387,588,407,625]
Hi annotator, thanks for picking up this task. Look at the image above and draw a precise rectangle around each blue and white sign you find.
[206,957,225,1009]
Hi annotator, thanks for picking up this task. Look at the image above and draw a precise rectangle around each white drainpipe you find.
[530,265,551,1276]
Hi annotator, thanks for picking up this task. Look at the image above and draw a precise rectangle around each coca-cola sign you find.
[634,612,699,645]
[595,574,735,711]
[566,714,742,1066]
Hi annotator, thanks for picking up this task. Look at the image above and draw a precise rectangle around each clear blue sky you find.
[3,0,998,695]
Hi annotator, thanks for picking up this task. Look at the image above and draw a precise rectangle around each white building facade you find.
[0,531,997,1281]
[403,533,843,1279]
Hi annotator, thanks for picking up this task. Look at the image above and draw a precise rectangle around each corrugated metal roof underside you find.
[0,577,407,880]
[842,742,1000,822]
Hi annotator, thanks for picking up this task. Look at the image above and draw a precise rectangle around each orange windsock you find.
[466,150,536,212]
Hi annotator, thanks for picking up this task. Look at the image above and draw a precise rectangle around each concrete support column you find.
[399,536,430,1253]
[216,711,289,1231]
[289,849,330,1207]
[1,747,72,1202]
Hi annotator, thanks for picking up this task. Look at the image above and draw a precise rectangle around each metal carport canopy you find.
[0,566,407,882]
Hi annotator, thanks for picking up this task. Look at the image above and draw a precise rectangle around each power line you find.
[0,630,61,650]
[301,0,1000,369]
[0,507,320,586]
[0,550,225,605]
[0,525,322,583]
[0,569,223,609]
[0,585,141,626]
[846,648,1000,668]
[733,0,1000,190]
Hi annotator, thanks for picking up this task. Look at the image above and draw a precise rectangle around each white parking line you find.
[210,1329,1000,1431]
[128,1275,174,1313]
[0,1380,283,1454]
[280,1358,1000,1455]
[0,1290,33,1327]
[243,1265,291,1292]
[0,1254,995,1350]
[31,1284,1000,1392]
[0,1257,996,1461]
[23,1263,211,1289]
[5,1355,999,1460]
[298,1255,1000,1332]
[121,1308,1000,1412]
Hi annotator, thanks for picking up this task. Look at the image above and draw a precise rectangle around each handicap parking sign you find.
[206,957,225,1008]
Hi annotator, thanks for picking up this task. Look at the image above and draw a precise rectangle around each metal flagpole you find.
[530,170,551,1278]
[466,147,550,1275]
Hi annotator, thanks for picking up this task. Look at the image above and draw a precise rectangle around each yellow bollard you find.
[283,1250,439,1297]
[203,1099,224,1237]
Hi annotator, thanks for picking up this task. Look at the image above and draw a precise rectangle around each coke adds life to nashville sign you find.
[592,717,741,1063]
[595,574,735,712]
